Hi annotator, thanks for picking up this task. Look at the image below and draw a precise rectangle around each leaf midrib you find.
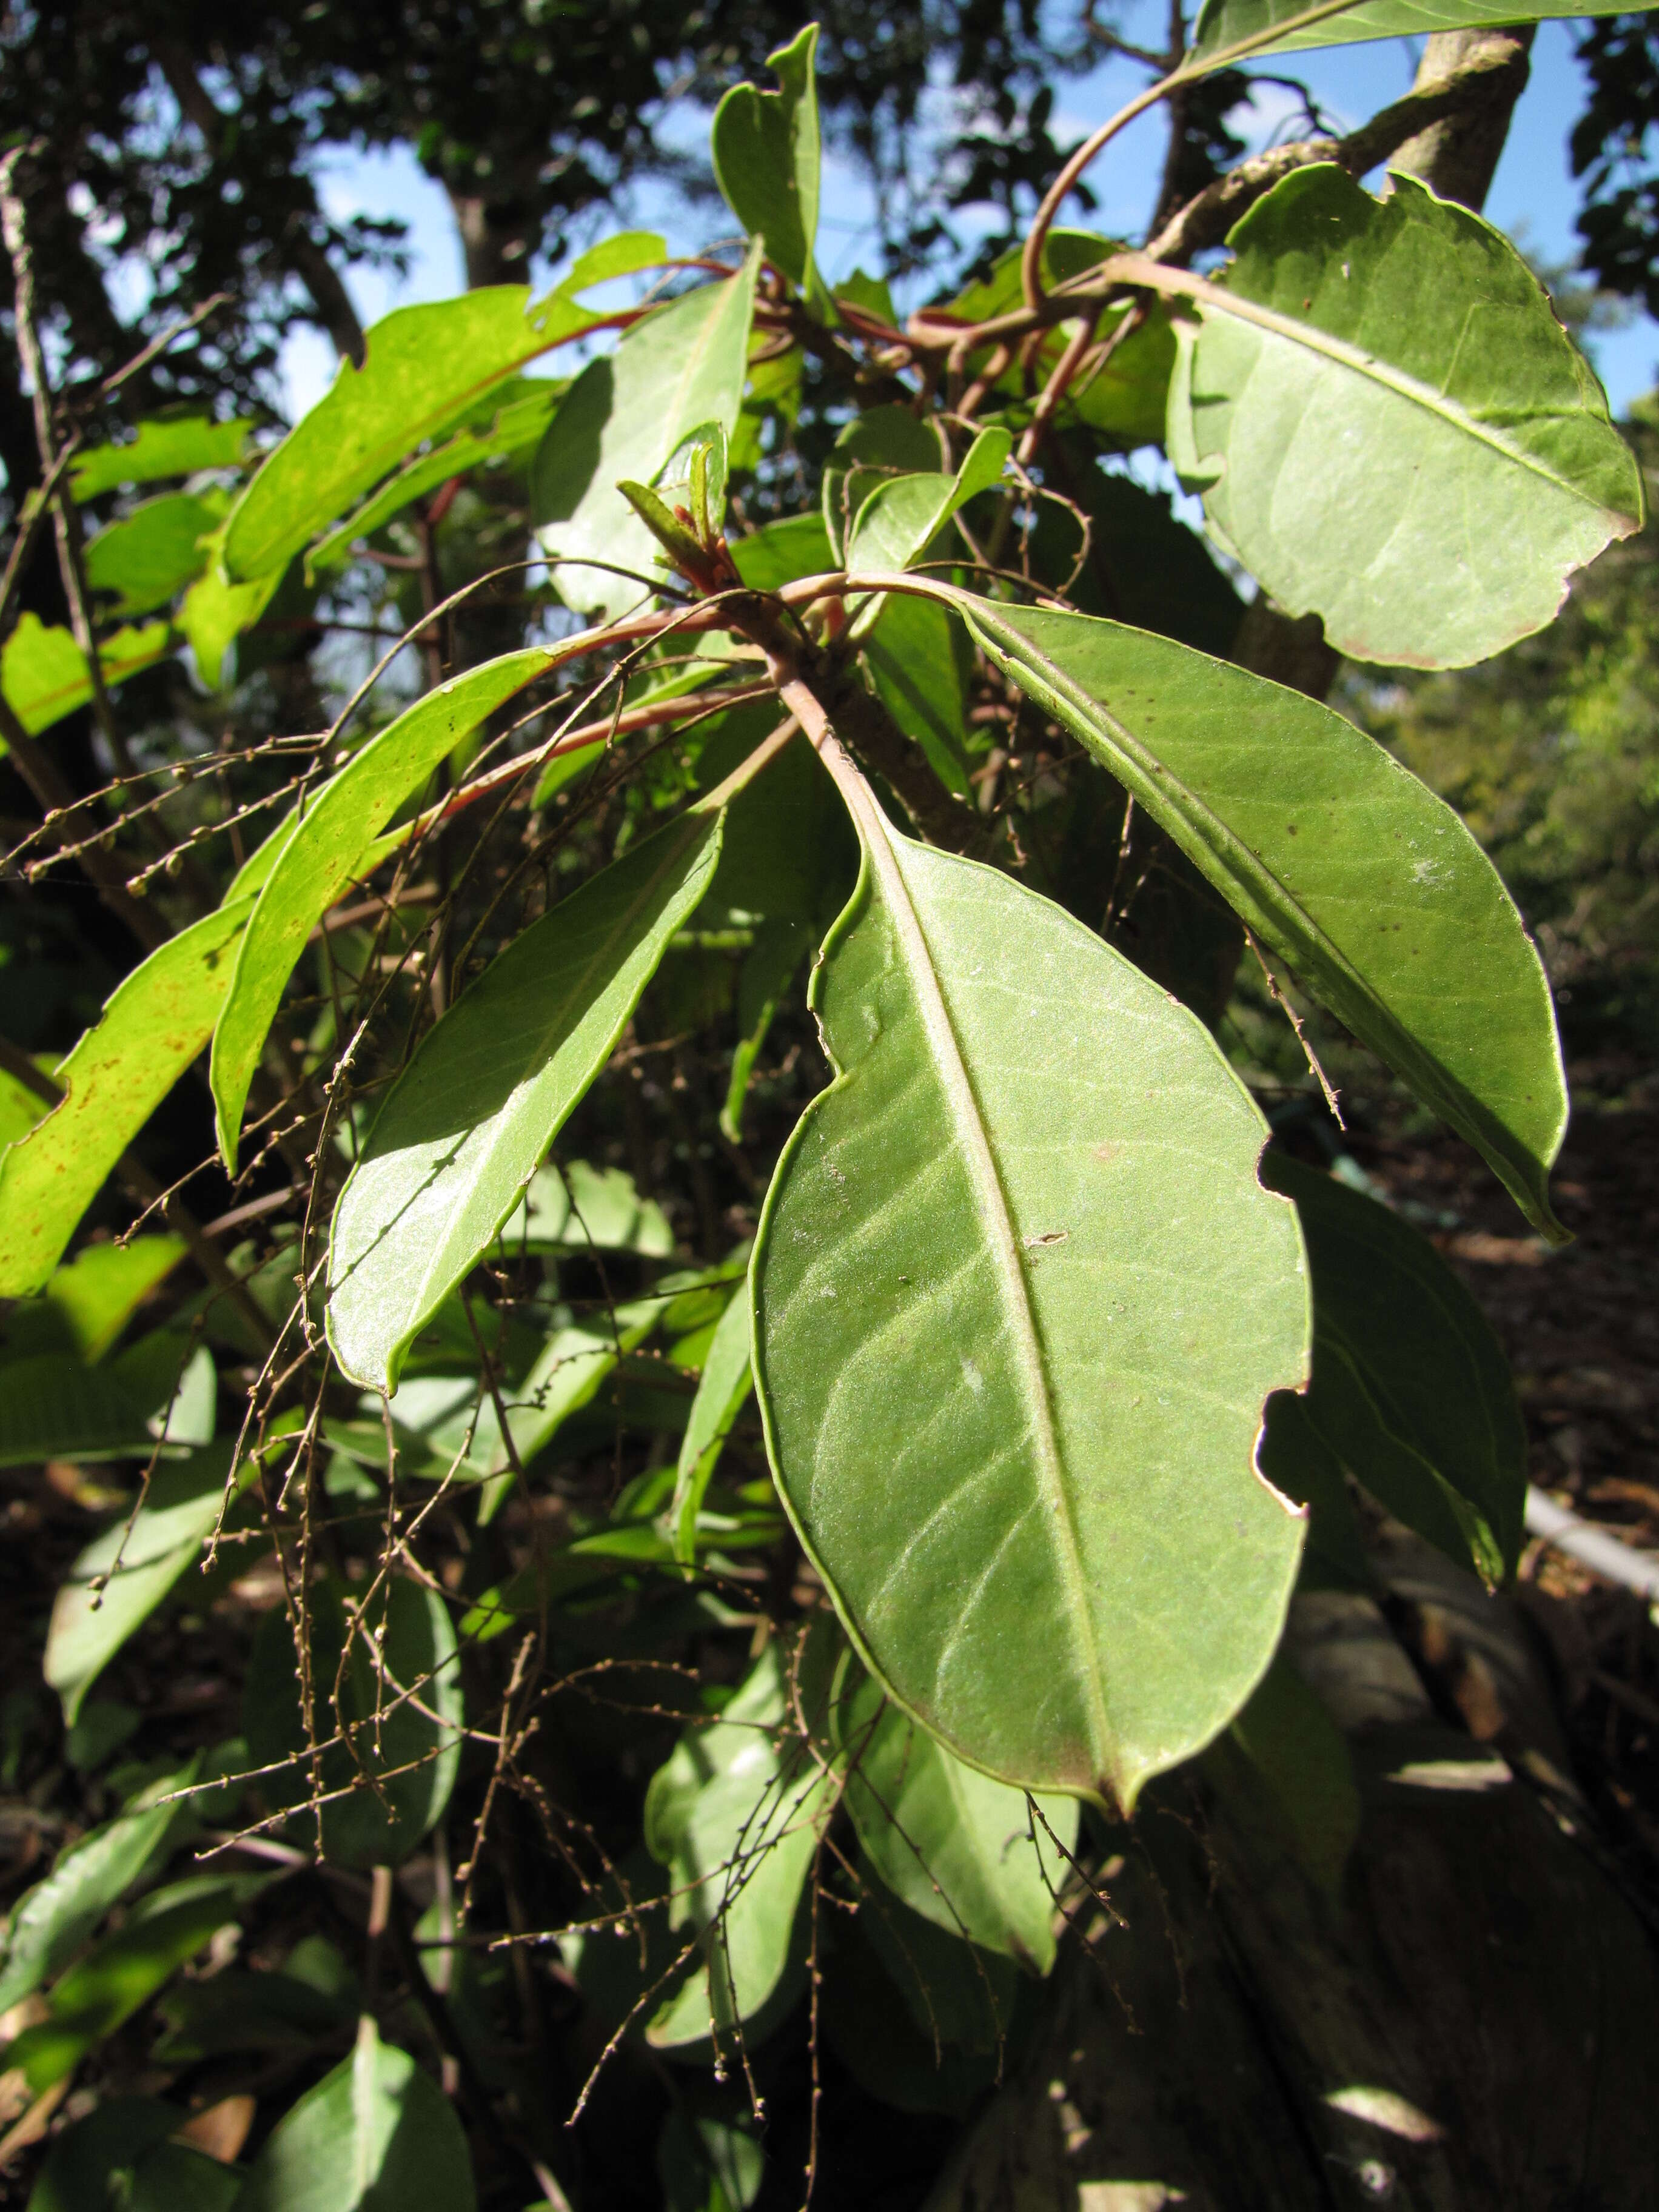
[855,800,1111,1782]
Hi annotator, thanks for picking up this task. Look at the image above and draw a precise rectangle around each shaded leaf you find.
[224,244,664,581]
[822,405,944,562]
[837,1671,1076,1970]
[327,805,725,1393]
[954,589,1570,1237]
[0,1774,187,2013]
[845,425,1011,579]
[1169,167,1643,667]
[235,2017,476,2212]
[532,248,760,621]
[1208,1652,1361,1897]
[753,776,1308,1808]
[4,1236,186,1362]
[243,1579,461,1869]
[24,2096,240,2212]
[0,899,253,1295]
[863,592,976,796]
[1262,1151,1527,1582]
[722,918,813,1141]
[496,1160,675,1256]
[211,646,557,1170]
[712,25,825,302]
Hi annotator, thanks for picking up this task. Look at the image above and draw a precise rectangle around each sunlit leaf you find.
[952,588,1570,1238]
[0,612,172,742]
[2,1236,186,1363]
[753,779,1309,1809]
[0,900,253,1296]
[1262,1153,1527,1583]
[532,246,760,622]
[327,805,726,1394]
[495,1160,675,1256]
[837,1669,1076,1969]
[223,242,665,582]
[179,531,282,688]
[82,492,223,617]
[210,647,557,1170]
[668,1284,754,1562]
[1167,167,1643,667]
[645,1641,836,2049]
[1191,0,1652,58]
[712,25,826,304]
[845,425,1010,579]
[235,2017,476,2212]
[70,417,255,503]
[0,1772,187,2013]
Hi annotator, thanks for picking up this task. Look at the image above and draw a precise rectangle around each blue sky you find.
[283,16,1657,420]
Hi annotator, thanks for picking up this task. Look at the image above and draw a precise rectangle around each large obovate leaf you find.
[938,588,1569,1238]
[211,647,559,1170]
[752,770,1309,1809]
[1261,1154,1527,1584]
[222,235,665,584]
[532,246,760,621]
[1190,0,1656,59]
[327,806,726,1394]
[0,900,253,1295]
[712,25,829,309]
[1166,167,1643,669]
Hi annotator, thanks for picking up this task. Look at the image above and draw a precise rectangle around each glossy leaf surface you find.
[212,648,555,1169]
[1170,167,1643,668]
[223,243,664,581]
[957,590,1570,1236]
[0,898,253,1295]
[327,808,724,1393]
[236,2017,476,2212]
[532,248,759,621]
[1262,1152,1526,1582]
[753,780,1308,1808]
[837,1671,1077,1969]
[1191,0,1650,57]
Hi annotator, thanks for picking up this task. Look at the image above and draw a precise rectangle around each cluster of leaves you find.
[0,4,1652,2204]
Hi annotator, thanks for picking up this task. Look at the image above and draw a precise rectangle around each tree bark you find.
[1391,28,1536,214]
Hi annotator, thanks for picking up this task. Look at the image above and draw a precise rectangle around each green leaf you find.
[15,1235,187,1361]
[210,646,556,1170]
[1191,0,1647,58]
[1,612,172,740]
[532,247,761,622]
[243,1579,461,1869]
[752,782,1309,1809]
[46,1438,275,1725]
[644,1641,836,2049]
[496,1160,675,1256]
[0,1354,167,1466]
[25,2098,233,2212]
[0,1057,51,1148]
[83,492,223,617]
[823,405,945,562]
[722,919,813,1142]
[0,1775,184,2013]
[954,590,1570,1238]
[857,1875,1019,2057]
[70,416,255,503]
[669,1285,754,1563]
[863,592,976,796]
[836,1671,1077,1970]
[845,425,1011,578]
[711,25,825,303]
[305,378,561,577]
[327,805,726,1393]
[1168,167,1644,668]
[1207,1652,1359,1896]
[235,2016,477,2212]
[223,244,663,583]
[0,900,252,1296]
[1262,1153,1526,1583]
[5,1871,272,2096]
[180,533,283,688]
